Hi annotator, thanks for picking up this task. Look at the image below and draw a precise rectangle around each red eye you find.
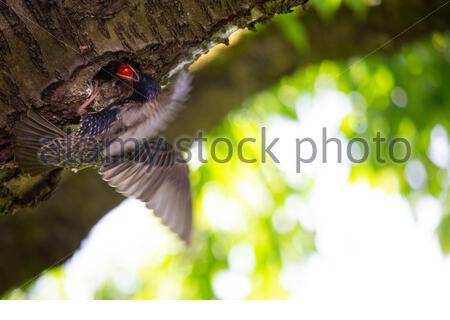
[116,64,135,80]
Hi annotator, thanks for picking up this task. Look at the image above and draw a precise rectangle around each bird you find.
[13,63,193,243]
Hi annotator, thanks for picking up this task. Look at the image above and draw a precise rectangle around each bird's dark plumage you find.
[78,105,120,137]
[128,75,162,102]
[14,67,193,243]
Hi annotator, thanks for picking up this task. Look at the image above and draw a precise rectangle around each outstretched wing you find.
[117,70,192,143]
[99,137,192,243]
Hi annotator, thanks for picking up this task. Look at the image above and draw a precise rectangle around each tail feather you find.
[14,110,66,176]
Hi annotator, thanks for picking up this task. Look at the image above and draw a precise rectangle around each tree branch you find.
[173,0,450,139]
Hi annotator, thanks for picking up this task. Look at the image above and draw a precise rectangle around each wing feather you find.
[117,71,192,143]
[99,138,192,243]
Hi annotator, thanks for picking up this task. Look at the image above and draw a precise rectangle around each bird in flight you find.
[14,63,193,243]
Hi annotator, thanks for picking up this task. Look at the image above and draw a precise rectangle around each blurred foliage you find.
[4,1,450,299]
[117,30,450,298]
[312,0,372,18]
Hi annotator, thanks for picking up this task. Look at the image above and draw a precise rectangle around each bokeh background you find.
[4,0,450,310]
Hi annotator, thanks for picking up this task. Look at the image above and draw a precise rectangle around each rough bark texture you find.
[1,0,450,295]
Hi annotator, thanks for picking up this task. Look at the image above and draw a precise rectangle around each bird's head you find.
[106,62,162,101]
[131,74,162,101]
